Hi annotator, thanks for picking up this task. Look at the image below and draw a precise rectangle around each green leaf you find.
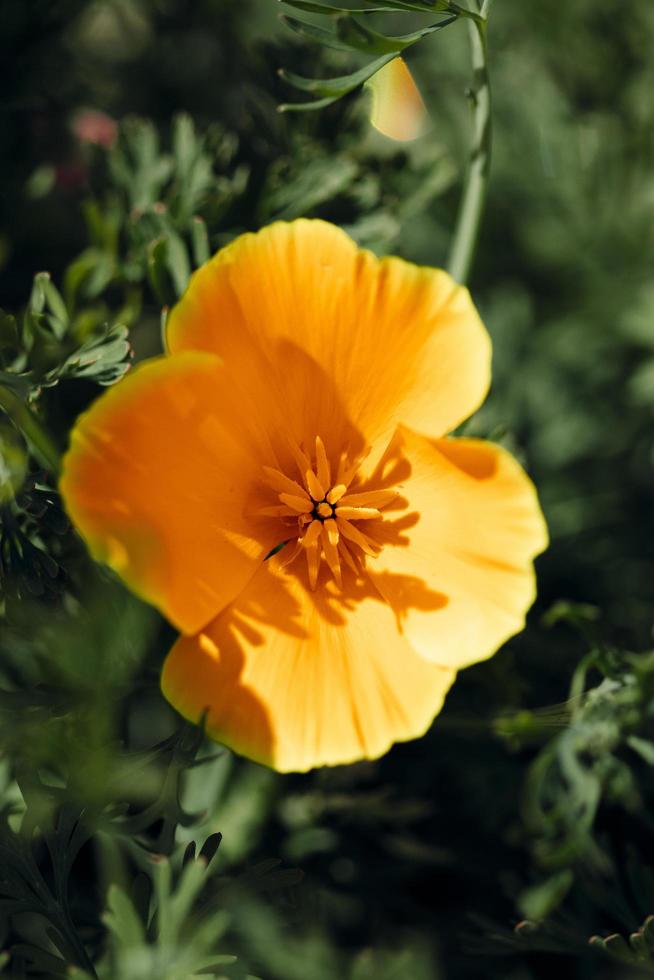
[281,14,354,52]
[172,112,197,180]
[335,14,456,54]
[147,237,175,306]
[0,310,20,359]
[28,272,48,315]
[41,276,69,337]
[0,424,27,504]
[265,156,358,219]
[281,0,442,13]
[56,323,132,386]
[283,13,453,55]
[191,216,210,266]
[626,735,654,765]
[164,230,192,296]
[518,870,574,920]
[279,51,396,99]
[25,164,56,199]
[104,883,146,948]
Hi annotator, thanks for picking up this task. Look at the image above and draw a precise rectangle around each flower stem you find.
[0,385,62,476]
[446,2,492,285]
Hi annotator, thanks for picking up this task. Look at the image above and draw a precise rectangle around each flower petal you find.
[366,427,548,669]
[60,352,283,634]
[367,57,427,143]
[161,558,455,772]
[166,220,491,452]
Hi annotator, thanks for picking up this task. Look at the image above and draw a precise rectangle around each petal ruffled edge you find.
[161,556,456,772]
[165,219,491,451]
[60,352,281,634]
[366,426,548,670]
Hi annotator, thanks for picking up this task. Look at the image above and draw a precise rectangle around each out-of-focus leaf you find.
[56,323,132,386]
[281,0,443,13]
[265,156,358,218]
[191,215,210,267]
[0,423,28,504]
[336,14,456,55]
[519,870,574,921]
[279,52,397,110]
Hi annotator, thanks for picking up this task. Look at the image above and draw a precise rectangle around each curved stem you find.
[446,4,492,285]
[0,385,62,476]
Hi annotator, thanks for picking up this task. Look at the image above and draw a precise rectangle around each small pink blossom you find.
[72,109,117,149]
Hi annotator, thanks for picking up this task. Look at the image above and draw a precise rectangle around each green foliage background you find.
[1,1,654,977]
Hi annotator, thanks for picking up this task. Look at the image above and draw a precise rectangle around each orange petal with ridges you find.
[366,426,549,670]
[166,220,491,454]
[59,352,284,634]
[161,558,455,772]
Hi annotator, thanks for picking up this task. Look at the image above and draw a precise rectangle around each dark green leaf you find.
[279,51,396,98]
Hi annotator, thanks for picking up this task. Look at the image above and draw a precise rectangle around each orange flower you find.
[60,220,547,772]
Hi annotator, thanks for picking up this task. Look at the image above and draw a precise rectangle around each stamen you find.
[279,493,313,514]
[301,519,322,548]
[337,517,380,557]
[305,469,325,502]
[324,519,339,547]
[326,484,347,504]
[278,540,303,570]
[335,506,381,521]
[252,505,294,518]
[338,537,363,575]
[306,539,321,590]
[260,435,405,592]
[285,435,312,480]
[315,436,331,489]
[339,488,398,509]
[262,465,308,498]
[321,522,342,588]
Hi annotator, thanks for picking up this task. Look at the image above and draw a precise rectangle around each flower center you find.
[256,435,399,590]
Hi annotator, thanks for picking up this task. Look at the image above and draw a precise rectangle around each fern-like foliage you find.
[278,0,484,111]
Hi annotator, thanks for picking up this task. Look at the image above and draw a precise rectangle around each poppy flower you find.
[60,220,547,772]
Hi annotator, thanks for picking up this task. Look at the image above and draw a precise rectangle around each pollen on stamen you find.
[260,436,403,591]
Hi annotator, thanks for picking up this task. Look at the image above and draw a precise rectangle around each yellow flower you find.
[60,220,547,772]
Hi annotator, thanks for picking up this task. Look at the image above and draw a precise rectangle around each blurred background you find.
[1,1,654,977]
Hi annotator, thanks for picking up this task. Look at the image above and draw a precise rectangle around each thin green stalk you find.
[446,1,492,284]
[0,385,62,476]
